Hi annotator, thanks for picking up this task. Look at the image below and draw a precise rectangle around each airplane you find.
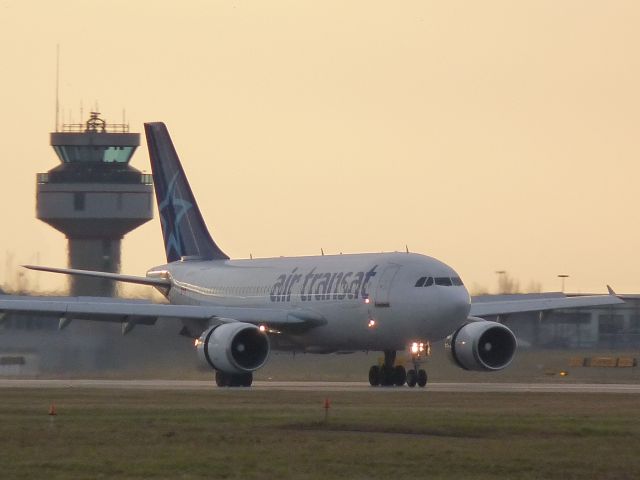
[0,122,624,387]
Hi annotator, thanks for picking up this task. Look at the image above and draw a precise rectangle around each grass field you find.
[0,388,638,479]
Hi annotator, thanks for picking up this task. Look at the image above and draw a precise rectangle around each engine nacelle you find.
[197,323,270,374]
[445,321,517,371]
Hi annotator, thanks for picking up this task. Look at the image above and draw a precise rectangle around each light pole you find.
[495,270,506,294]
[558,274,570,293]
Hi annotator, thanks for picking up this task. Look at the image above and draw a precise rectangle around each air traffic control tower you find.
[36,113,153,296]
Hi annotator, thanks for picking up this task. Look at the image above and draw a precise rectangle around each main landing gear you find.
[368,351,407,386]
[215,370,253,387]
[368,347,429,388]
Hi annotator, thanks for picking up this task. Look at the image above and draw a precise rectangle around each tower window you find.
[73,192,86,211]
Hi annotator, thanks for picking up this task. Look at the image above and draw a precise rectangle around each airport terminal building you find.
[476,292,640,350]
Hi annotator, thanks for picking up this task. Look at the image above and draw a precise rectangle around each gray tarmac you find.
[0,379,638,393]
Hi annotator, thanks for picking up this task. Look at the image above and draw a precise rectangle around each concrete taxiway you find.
[0,379,638,393]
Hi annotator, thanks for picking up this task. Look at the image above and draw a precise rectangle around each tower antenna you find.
[55,44,60,132]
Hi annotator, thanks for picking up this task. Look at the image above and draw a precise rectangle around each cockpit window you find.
[416,276,435,287]
[435,277,453,286]
[452,277,464,286]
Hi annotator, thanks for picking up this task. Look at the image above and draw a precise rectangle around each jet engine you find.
[197,323,270,374]
[445,321,517,371]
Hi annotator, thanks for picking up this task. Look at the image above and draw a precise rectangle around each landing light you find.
[368,319,376,328]
[194,338,203,348]
[410,341,431,356]
[259,325,267,332]
[364,298,370,304]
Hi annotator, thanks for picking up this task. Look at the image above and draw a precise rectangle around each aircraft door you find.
[374,264,401,307]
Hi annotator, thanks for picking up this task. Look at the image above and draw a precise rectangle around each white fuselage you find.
[151,252,471,353]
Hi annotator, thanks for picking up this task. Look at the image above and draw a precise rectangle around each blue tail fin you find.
[144,122,229,262]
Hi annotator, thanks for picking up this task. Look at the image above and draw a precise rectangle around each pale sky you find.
[1,0,639,294]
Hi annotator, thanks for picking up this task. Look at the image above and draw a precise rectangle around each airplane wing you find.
[470,290,624,317]
[0,295,326,333]
[3,266,326,336]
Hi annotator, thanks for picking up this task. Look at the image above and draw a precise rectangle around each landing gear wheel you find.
[393,365,407,386]
[368,365,381,386]
[379,366,393,386]
[215,370,229,387]
[239,372,253,387]
[406,369,417,387]
[215,371,253,387]
[417,369,428,388]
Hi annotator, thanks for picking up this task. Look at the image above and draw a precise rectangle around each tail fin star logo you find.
[158,172,193,259]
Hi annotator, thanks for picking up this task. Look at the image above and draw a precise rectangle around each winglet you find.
[607,285,617,296]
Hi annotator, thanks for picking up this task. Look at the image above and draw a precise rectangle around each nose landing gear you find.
[406,367,427,388]
[406,341,430,388]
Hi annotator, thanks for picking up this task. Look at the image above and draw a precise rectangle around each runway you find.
[0,379,638,393]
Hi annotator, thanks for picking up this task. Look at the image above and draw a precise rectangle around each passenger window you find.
[435,277,452,286]
[415,277,426,287]
[424,277,434,287]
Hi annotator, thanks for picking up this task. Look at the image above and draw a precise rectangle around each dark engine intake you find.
[445,321,517,371]
[197,323,270,374]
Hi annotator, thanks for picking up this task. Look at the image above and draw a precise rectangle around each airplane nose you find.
[446,287,471,322]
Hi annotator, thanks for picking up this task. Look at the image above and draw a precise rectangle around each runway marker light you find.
[323,398,331,423]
